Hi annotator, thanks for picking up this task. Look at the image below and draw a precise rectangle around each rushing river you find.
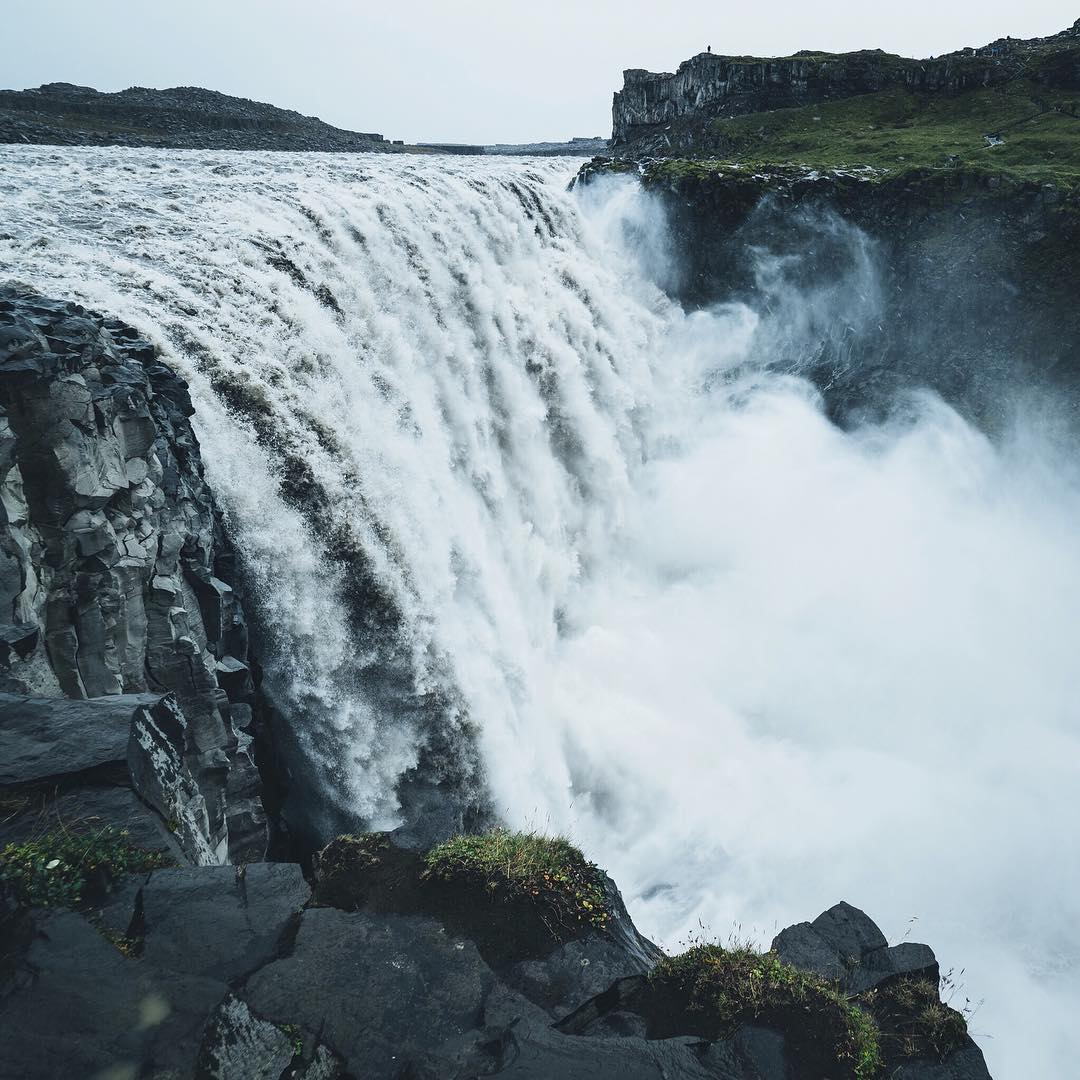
[2,146,1078,1076]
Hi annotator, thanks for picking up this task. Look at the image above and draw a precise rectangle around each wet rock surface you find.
[0,82,396,152]
[578,161,1080,429]
[0,287,267,862]
[0,844,991,1080]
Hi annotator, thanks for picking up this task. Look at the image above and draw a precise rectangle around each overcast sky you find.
[5,1,1077,143]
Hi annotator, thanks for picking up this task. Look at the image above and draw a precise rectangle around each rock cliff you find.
[613,20,1080,153]
[0,830,990,1080]
[0,82,396,151]
[576,161,1080,428]
[0,287,267,863]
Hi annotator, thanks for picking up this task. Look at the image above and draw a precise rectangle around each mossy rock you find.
[864,976,969,1068]
[643,944,884,1079]
[0,826,171,909]
[312,832,425,912]
[312,830,614,965]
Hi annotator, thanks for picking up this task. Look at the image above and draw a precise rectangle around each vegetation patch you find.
[0,826,170,908]
[865,976,969,1063]
[646,944,883,1079]
[422,830,611,937]
[632,80,1080,188]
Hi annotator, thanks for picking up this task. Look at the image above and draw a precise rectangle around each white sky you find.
[5,1,1077,143]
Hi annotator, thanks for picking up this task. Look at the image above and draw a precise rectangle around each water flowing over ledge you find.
[1,146,1079,1076]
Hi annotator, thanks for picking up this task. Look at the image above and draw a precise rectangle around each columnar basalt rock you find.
[612,20,1080,152]
[0,287,266,862]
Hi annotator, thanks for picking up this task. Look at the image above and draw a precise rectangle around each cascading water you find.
[1,146,1078,1077]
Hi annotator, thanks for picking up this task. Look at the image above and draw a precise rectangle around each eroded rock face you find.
[577,162,1080,430]
[0,287,266,862]
[611,22,1080,150]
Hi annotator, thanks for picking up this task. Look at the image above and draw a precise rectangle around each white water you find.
[2,146,1078,1076]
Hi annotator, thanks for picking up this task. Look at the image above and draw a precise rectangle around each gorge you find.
[2,18,1079,1080]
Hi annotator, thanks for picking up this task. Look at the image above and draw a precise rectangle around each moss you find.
[633,80,1080,189]
[422,830,611,936]
[646,945,883,1079]
[0,826,171,908]
[280,1023,304,1058]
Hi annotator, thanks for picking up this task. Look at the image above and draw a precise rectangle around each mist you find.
[1,146,1077,1076]
[502,177,1080,1078]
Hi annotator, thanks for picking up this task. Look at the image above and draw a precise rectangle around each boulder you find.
[0,691,158,784]
[772,900,939,993]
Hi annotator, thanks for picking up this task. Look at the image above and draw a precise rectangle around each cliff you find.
[0,82,396,152]
[612,20,1080,155]
[0,287,269,865]
[576,160,1080,429]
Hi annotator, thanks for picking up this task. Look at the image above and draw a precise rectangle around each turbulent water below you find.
[2,146,1079,1076]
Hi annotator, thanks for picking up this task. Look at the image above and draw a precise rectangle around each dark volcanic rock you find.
[246,906,497,1076]
[0,908,227,1080]
[0,691,158,783]
[0,82,397,152]
[0,287,267,862]
[311,832,663,997]
[773,900,938,994]
[612,21,1080,152]
[103,863,310,981]
[0,851,991,1080]
[578,161,1080,429]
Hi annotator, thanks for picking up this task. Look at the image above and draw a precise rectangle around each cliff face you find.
[578,161,1080,428]
[0,288,267,863]
[612,20,1080,151]
[0,82,395,151]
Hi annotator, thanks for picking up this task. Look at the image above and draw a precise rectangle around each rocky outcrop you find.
[577,161,1080,428]
[0,287,266,862]
[612,20,1080,151]
[0,82,397,151]
[0,838,991,1079]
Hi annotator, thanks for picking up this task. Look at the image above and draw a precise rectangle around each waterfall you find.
[2,146,1078,1077]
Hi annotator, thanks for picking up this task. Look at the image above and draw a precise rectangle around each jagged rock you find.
[100,863,309,981]
[195,994,295,1080]
[772,900,938,993]
[0,287,267,861]
[0,853,992,1080]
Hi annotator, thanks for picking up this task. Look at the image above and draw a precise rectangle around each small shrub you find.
[422,830,611,935]
[648,944,883,1079]
[0,826,170,908]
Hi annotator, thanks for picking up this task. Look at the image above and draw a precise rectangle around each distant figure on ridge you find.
[707,45,712,53]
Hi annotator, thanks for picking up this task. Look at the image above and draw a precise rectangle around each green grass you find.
[648,80,1080,187]
[648,945,884,1078]
[868,976,969,1061]
[422,830,611,934]
[0,826,170,907]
